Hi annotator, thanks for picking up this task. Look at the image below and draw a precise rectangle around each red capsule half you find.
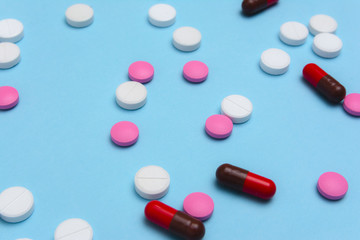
[242,0,279,15]
[145,200,205,240]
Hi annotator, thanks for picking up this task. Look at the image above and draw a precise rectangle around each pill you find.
[279,21,308,46]
[145,200,205,240]
[0,42,21,69]
[317,172,348,200]
[183,61,208,83]
[260,48,290,75]
[110,121,139,147]
[128,61,154,84]
[148,4,176,27]
[16,239,32,240]
[54,218,93,240]
[173,27,201,52]
[0,186,34,223]
[0,86,19,110]
[309,14,337,35]
[65,4,94,28]
[135,165,170,199]
[343,93,360,116]
[242,0,278,15]
[216,163,276,200]
[303,63,346,103]
[312,33,342,58]
[0,19,24,43]
[183,192,214,221]
[221,95,253,124]
[205,114,233,139]
[115,81,147,110]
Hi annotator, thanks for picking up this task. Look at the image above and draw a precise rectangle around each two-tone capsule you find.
[145,200,205,240]
[216,163,276,200]
[242,0,279,15]
[303,63,346,104]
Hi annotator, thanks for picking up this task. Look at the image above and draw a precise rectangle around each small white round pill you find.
[312,33,342,58]
[221,95,253,123]
[0,186,34,223]
[116,81,147,110]
[148,4,176,27]
[135,165,170,200]
[65,4,94,28]
[279,21,308,46]
[260,48,290,75]
[0,42,21,69]
[309,14,337,35]
[173,27,201,52]
[55,218,93,240]
[16,239,32,240]
[0,19,24,43]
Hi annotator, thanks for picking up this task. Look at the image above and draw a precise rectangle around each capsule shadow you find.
[143,217,183,240]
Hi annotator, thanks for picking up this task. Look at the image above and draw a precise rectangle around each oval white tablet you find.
[0,19,24,43]
[260,48,290,75]
[116,81,147,110]
[309,14,337,35]
[173,27,201,52]
[312,33,342,58]
[0,186,34,223]
[65,4,94,28]
[221,95,253,123]
[148,4,176,27]
[135,165,170,200]
[279,21,308,46]
[54,218,93,240]
[0,42,21,69]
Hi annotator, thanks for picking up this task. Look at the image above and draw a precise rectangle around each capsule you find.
[145,200,205,240]
[303,63,346,104]
[242,0,279,15]
[216,163,276,200]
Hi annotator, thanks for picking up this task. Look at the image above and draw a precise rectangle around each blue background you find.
[1,0,359,239]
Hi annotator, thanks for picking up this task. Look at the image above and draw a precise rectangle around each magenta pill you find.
[205,114,233,139]
[128,61,154,84]
[343,93,360,116]
[0,86,19,110]
[183,61,208,83]
[183,192,214,221]
[110,121,139,147]
[317,172,348,200]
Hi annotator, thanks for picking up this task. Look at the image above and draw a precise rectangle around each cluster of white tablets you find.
[0,18,23,69]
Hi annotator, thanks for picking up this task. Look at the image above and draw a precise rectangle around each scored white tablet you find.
[173,27,201,52]
[116,81,147,110]
[0,19,24,42]
[65,4,94,28]
[280,21,308,46]
[148,4,176,27]
[54,218,93,240]
[260,48,290,75]
[221,95,253,124]
[309,14,337,35]
[312,33,342,58]
[0,42,21,69]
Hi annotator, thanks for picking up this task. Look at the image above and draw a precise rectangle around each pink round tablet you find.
[0,86,19,110]
[128,61,154,83]
[205,114,233,139]
[317,172,348,200]
[110,121,139,147]
[183,61,208,83]
[343,93,360,116]
[183,192,214,221]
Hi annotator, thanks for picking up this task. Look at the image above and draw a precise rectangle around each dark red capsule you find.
[242,0,279,15]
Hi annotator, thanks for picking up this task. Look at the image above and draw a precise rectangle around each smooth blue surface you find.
[1,0,359,239]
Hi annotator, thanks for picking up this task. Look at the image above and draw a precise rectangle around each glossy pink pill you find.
[0,86,19,110]
[343,93,360,116]
[110,121,139,147]
[128,61,154,84]
[183,192,214,221]
[205,114,233,139]
[317,172,348,200]
[183,61,208,83]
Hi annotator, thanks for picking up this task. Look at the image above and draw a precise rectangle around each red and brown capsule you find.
[242,0,279,15]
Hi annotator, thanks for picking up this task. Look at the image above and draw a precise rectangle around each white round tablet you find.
[116,81,147,110]
[309,14,337,35]
[0,42,21,69]
[54,218,93,240]
[260,48,290,75]
[0,186,34,223]
[173,27,201,52]
[0,19,24,43]
[312,33,342,58]
[65,4,94,28]
[279,21,308,46]
[148,4,176,27]
[135,165,170,200]
[221,95,253,123]
[16,239,32,240]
